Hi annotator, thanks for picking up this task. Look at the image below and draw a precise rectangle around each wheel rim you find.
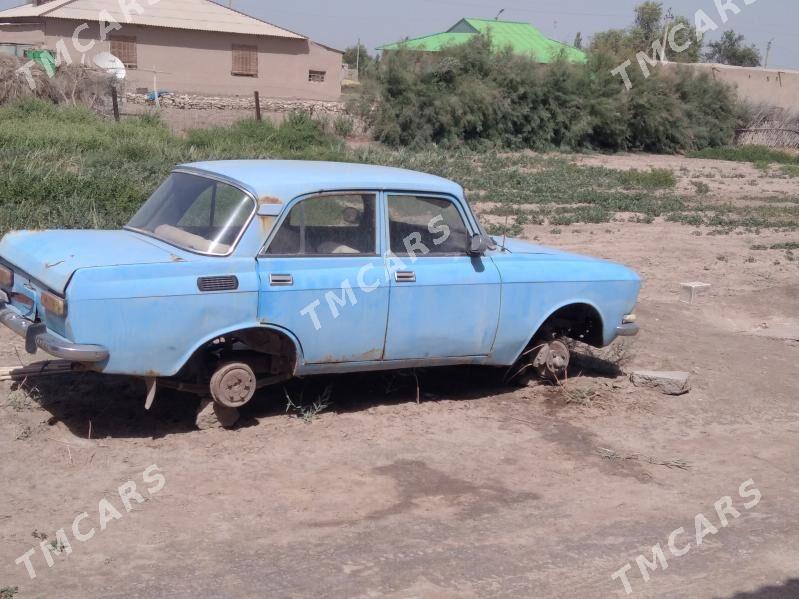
[210,363,256,408]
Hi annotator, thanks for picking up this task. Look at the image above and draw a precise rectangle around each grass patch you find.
[0,100,795,236]
[689,145,799,166]
[751,242,799,250]
[618,168,676,189]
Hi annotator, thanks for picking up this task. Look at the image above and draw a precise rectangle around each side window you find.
[266,193,376,256]
[388,195,470,256]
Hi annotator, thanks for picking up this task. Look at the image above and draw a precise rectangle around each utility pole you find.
[356,37,360,74]
[764,38,774,69]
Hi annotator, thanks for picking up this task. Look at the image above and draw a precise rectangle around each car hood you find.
[0,230,188,294]
[499,238,596,260]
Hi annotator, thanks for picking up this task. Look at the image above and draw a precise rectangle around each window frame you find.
[124,169,258,258]
[385,192,475,258]
[261,191,380,258]
[109,35,137,69]
[231,43,259,77]
[308,69,326,83]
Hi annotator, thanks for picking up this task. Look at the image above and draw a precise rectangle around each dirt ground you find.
[1,156,798,598]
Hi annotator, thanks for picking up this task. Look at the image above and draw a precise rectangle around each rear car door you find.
[383,193,501,360]
[257,192,389,364]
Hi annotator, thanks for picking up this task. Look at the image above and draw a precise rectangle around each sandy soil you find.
[0,165,798,598]
[573,152,799,201]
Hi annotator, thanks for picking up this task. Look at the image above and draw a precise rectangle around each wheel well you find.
[531,303,603,348]
[178,327,298,381]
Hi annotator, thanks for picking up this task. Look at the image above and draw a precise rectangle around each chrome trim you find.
[0,303,109,362]
[395,271,416,283]
[124,169,258,258]
[616,323,640,337]
[269,273,294,286]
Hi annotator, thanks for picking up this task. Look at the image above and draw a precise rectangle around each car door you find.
[256,192,389,364]
[383,193,501,360]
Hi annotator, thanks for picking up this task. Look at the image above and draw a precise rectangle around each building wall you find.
[665,62,799,112]
[3,18,342,100]
[0,22,45,46]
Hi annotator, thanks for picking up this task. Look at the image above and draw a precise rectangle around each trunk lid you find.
[0,229,188,294]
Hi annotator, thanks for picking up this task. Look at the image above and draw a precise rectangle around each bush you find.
[359,35,738,153]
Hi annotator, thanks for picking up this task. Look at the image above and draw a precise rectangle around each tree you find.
[590,2,701,63]
[343,43,375,75]
[705,30,762,66]
[573,32,583,50]
[634,1,663,41]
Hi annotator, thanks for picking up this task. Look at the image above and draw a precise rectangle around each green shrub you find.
[359,35,737,153]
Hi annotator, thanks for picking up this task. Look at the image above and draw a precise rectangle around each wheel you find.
[531,339,571,381]
[209,362,257,408]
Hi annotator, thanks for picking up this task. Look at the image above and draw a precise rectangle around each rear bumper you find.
[0,301,109,363]
[615,323,640,337]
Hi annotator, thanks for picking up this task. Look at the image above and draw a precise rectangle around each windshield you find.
[127,172,255,256]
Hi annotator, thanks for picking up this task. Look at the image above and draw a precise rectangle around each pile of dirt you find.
[0,55,114,111]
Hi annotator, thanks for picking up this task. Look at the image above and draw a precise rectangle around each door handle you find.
[269,273,293,286]
[394,271,416,283]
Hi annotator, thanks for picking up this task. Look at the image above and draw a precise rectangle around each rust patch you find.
[259,195,281,205]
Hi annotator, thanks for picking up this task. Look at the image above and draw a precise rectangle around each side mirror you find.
[468,233,496,256]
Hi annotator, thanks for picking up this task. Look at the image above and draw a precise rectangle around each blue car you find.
[0,160,640,411]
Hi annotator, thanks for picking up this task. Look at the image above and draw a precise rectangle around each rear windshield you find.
[127,172,255,255]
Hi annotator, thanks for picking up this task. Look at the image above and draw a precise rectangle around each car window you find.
[388,195,469,256]
[265,193,376,256]
[127,172,254,256]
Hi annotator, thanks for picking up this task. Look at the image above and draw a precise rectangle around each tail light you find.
[0,265,13,290]
[41,290,67,317]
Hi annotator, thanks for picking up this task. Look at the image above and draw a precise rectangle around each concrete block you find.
[680,282,711,304]
[630,371,692,396]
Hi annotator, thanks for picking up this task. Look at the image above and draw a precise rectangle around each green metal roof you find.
[378,18,586,64]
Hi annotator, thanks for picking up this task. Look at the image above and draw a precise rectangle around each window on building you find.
[109,35,137,69]
[0,44,34,58]
[308,70,326,83]
[232,44,258,77]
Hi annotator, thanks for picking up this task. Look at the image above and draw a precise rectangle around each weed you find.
[690,180,711,195]
[0,587,18,599]
[619,168,676,189]
[333,115,355,138]
[6,386,39,411]
[284,385,333,423]
[597,447,691,470]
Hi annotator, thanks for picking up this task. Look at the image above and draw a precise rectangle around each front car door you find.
[257,192,389,364]
[382,193,501,360]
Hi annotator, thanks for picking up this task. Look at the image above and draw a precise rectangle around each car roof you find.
[179,160,463,203]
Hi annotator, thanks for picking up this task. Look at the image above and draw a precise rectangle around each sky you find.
[0,0,795,69]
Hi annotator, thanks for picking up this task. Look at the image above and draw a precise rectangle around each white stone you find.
[680,282,711,304]
[630,371,692,396]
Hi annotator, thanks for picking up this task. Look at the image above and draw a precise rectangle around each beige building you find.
[0,0,343,100]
